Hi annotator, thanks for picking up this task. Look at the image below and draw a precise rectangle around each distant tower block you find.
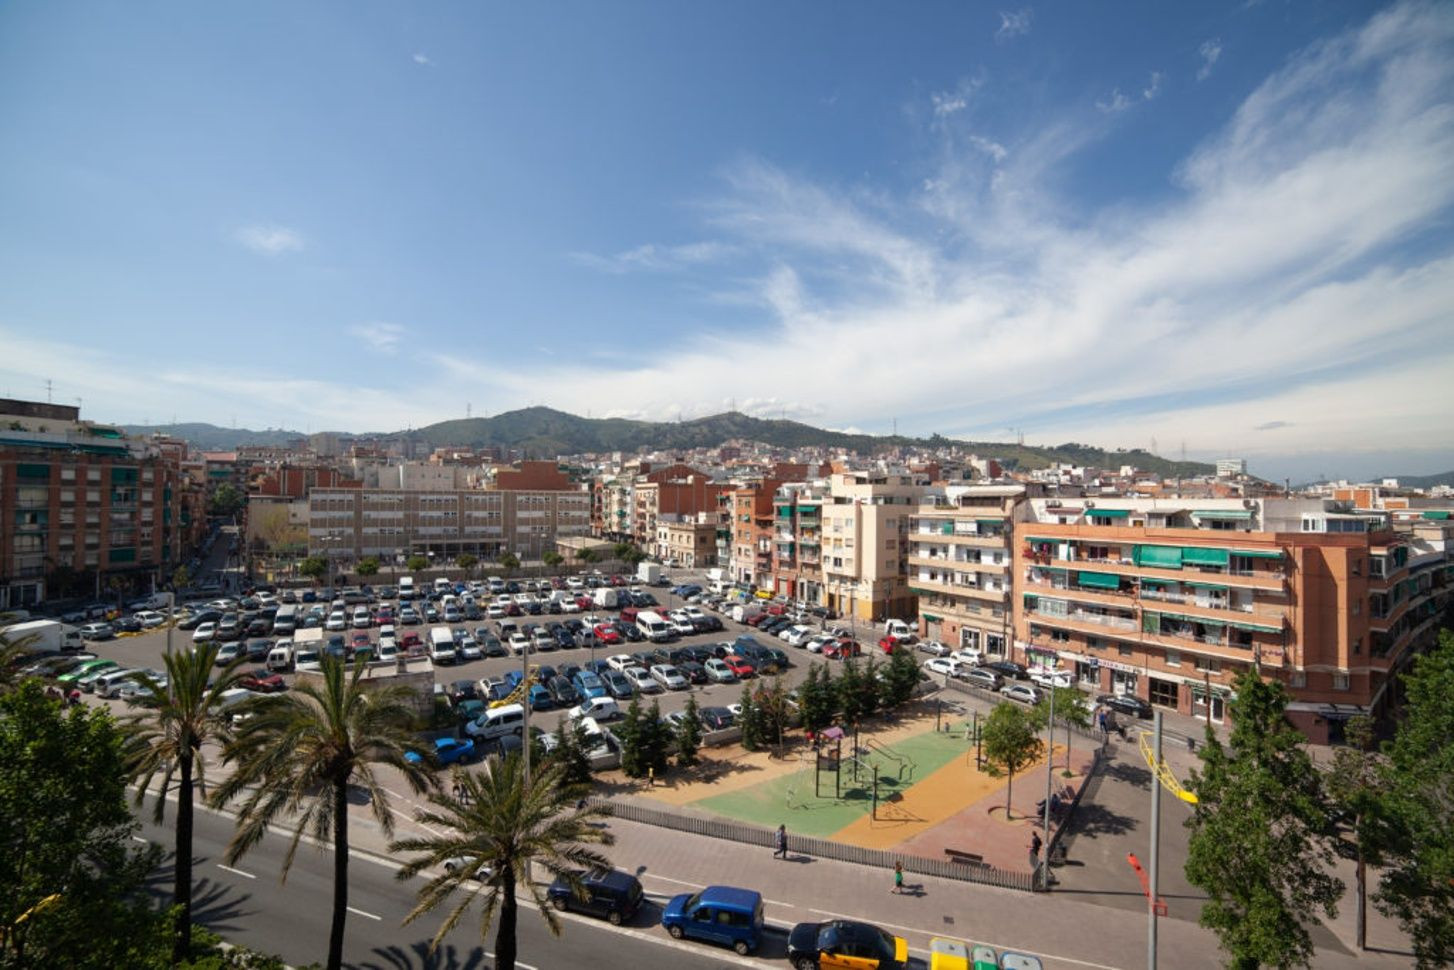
[1216,458,1247,479]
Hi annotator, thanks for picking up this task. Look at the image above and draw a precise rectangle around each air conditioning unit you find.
[1046,500,1062,508]
[1085,501,1096,509]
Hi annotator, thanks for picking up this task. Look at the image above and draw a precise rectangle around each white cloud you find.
[1198,39,1223,80]
[412,52,431,66]
[996,8,1033,41]
[1095,88,1131,113]
[571,240,737,273]
[234,224,304,255]
[1143,71,1163,100]
[348,322,408,352]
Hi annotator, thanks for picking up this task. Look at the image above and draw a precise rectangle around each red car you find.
[767,603,788,616]
[400,631,423,649]
[723,654,757,678]
[745,613,769,627]
[575,594,595,610]
[826,639,862,660]
[609,575,625,586]
[505,602,522,617]
[878,634,908,654]
[239,668,286,693]
[351,632,372,652]
[593,623,622,645]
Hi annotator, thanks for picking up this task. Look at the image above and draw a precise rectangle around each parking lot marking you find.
[346,906,381,921]
[216,863,255,879]
[131,835,150,844]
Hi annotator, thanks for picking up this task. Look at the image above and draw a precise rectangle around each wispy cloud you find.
[348,321,408,352]
[570,240,737,274]
[1142,71,1163,101]
[1198,39,1223,80]
[234,224,303,255]
[412,52,431,66]
[1095,88,1131,114]
[996,8,1033,42]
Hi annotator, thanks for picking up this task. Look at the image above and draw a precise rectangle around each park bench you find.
[944,848,988,868]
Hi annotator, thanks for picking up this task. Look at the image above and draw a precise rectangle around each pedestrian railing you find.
[606,799,1035,892]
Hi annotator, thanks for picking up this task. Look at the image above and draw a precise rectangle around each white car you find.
[133,610,168,628]
[923,657,966,680]
[1001,683,1043,705]
[917,640,951,657]
[805,634,834,654]
[569,696,621,722]
[352,608,372,629]
[667,612,696,636]
[623,667,662,694]
[375,641,399,664]
[605,654,636,673]
[508,633,531,655]
[650,664,690,691]
[704,657,738,683]
[215,642,242,665]
[783,625,816,647]
[486,603,507,619]
[1030,668,1074,689]
[325,611,348,632]
[456,632,482,661]
[559,599,582,614]
[950,647,982,666]
[192,622,217,643]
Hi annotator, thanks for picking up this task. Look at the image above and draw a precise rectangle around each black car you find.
[178,609,221,631]
[982,660,1029,681]
[1097,692,1153,719]
[622,624,645,643]
[699,706,735,731]
[548,676,580,707]
[534,665,559,685]
[449,680,480,706]
[244,638,272,662]
[552,627,574,650]
[246,618,272,637]
[676,660,709,685]
[546,868,643,926]
[111,615,143,633]
[479,634,508,658]
[557,663,583,681]
[787,920,905,970]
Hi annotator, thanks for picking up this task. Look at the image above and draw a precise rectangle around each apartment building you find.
[821,470,925,623]
[308,462,590,563]
[767,482,827,605]
[656,515,720,568]
[632,473,724,548]
[907,484,1028,660]
[728,479,781,587]
[0,399,197,607]
[1010,497,1452,743]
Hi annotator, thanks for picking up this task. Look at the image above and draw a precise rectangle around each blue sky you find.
[1,1,1451,482]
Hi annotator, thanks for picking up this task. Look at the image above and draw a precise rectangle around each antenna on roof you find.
[44,378,53,403]
[466,402,472,419]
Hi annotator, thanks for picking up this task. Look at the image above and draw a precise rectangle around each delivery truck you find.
[636,562,662,585]
[0,619,84,654]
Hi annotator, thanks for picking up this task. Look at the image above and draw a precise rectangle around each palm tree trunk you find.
[174,748,194,964]
[495,862,518,970]
[328,780,349,970]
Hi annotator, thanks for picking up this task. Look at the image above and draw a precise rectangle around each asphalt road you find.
[138,802,800,970]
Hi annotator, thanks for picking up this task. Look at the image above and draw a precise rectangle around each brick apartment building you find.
[1011,497,1453,743]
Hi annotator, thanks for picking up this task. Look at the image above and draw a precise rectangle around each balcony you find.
[1027,606,1138,632]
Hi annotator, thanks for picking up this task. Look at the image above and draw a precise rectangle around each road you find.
[139,802,792,970]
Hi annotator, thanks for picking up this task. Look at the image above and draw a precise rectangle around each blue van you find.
[661,885,764,955]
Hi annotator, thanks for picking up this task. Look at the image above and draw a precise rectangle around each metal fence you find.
[606,799,1034,892]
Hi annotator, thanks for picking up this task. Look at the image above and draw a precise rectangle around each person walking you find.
[1028,831,1043,871]
[892,861,904,894]
[774,824,788,860]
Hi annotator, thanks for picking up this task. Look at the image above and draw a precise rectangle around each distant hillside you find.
[120,409,1215,478]
[1389,470,1454,489]
[399,407,1213,478]
[120,422,307,451]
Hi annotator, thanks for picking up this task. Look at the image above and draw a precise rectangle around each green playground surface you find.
[692,720,982,836]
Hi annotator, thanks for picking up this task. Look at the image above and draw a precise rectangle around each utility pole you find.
[1040,683,1056,890]
[1148,710,1164,969]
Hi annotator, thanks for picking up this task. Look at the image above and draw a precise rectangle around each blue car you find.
[572,670,608,700]
[405,737,477,766]
[661,885,763,956]
[527,684,553,711]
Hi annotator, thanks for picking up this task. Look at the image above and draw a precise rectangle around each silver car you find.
[650,664,690,691]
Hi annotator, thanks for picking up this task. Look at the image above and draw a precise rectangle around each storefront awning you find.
[922,614,941,623]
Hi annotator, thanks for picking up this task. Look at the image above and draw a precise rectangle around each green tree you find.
[754,677,792,749]
[857,656,883,719]
[298,555,328,584]
[456,553,478,579]
[498,552,521,576]
[0,682,165,969]
[390,756,614,970]
[406,554,430,573]
[1035,686,1091,774]
[981,702,1044,818]
[676,696,702,767]
[798,664,836,736]
[880,646,921,710]
[738,684,763,752]
[1324,715,1392,953]
[611,542,634,562]
[1375,630,1454,967]
[575,548,599,565]
[171,563,191,590]
[542,551,564,570]
[642,699,670,777]
[208,483,245,518]
[355,556,380,579]
[211,657,433,970]
[1185,670,1342,970]
[125,643,247,963]
[622,547,646,566]
[549,720,594,788]
[835,658,866,726]
[618,695,646,778]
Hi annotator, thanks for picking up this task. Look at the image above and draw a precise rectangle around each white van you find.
[434,577,453,595]
[884,618,914,639]
[94,667,141,699]
[266,640,294,672]
[464,703,525,741]
[635,610,674,643]
[428,626,457,665]
[293,643,322,672]
[731,603,762,624]
[592,587,618,609]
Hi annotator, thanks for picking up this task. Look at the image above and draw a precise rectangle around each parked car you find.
[601,669,636,700]
[661,886,763,956]
[405,737,477,766]
[1097,692,1153,719]
[650,664,690,691]
[923,657,966,679]
[546,868,644,925]
[699,706,735,731]
[916,639,951,657]
[704,658,738,684]
[547,675,581,707]
[239,668,286,693]
[622,666,662,694]
[568,696,621,722]
[787,919,907,970]
[1001,683,1043,705]
[79,622,115,641]
[963,666,1003,691]
[983,659,1030,681]
[1030,667,1073,689]
[571,670,607,700]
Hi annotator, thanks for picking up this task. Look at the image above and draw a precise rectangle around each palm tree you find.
[211,656,432,970]
[391,755,614,970]
[126,642,247,962]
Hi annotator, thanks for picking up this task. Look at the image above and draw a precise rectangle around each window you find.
[1333,673,1349,691]
[1352,636,1361,655]
[1050,629,1070,643]
[1289,671,1306,687]
[1117,644,1133,658]
[87,468,101,483]
[1352,599,1360,616]
[1195,656,1221,674]
[1165,650,1181,667]
[1351,557,1361,577]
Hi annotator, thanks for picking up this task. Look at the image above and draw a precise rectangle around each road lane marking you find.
[346,906,381,921]
[131,835,150,843]
[216,863,255,879]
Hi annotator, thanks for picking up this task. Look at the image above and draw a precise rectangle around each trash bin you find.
[1186,737,1197,752]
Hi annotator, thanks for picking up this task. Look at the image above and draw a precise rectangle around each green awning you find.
[1139,578,1173,587]
[976,518,1004,526]
[796,505,819,514]
[1183,547,1230,567]
[922,614,941,623]
[1194,509,1252,520]
[1422,510,1451,520]
[1078,571,1121,590]
[1026,537,1061,545]
[1189,583,1229,591]
[1087,508,1129,519]
[1232,549,1284,559]
[1136,545,1184,569]
[1232,620,1283,634]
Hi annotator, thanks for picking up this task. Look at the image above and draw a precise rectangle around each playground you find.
[623,699,1100,872]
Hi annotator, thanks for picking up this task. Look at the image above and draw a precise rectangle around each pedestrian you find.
[1096,708,1108,738]
[648,766,655,788]
[892,861,904,894]
[774,824,788,860]
[1029,831,1043,870]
